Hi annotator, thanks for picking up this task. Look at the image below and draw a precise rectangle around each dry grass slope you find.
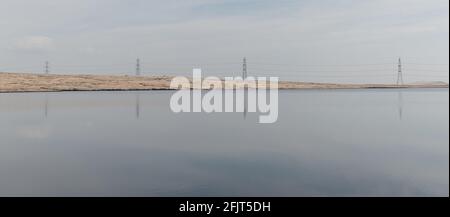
[0,72,448,93]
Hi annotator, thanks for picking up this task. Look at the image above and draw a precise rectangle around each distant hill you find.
[409,81,449,86]
[0,72,448,93]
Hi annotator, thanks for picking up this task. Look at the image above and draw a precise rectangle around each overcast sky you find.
[0,0,448,83]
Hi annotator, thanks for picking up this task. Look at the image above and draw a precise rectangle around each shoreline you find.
[1,72,448,93]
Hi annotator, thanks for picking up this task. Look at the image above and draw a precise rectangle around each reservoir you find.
[0,89,448,196]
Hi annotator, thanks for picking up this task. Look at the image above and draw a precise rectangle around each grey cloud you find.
[0,0,448,83]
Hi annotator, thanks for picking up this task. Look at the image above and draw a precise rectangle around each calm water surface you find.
[0,89,448,196]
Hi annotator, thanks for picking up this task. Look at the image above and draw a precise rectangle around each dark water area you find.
[0,89,448,196]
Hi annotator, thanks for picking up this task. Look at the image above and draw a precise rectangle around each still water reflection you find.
[0,89,448,196]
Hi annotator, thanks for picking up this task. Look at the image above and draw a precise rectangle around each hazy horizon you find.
[0,0,448,83]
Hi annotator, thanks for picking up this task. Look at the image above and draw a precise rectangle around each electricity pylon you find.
[136,58,141,76]
[242,57,247,79]
[397,58,403,85]
[44,61,49,74]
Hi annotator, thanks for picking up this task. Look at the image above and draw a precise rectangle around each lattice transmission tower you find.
[242,57,247,79]
[44,61,49,74]
[397,57,404,85]
[136,58,141,76]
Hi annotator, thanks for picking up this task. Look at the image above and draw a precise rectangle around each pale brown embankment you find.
[0,72,448,93]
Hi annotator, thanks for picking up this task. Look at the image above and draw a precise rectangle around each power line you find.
[404,63,449,66]
[403,69,449,73]
[249,62,394,67]
[1,58,448,82]
[257,74,396,78]
[246,68,395,73]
